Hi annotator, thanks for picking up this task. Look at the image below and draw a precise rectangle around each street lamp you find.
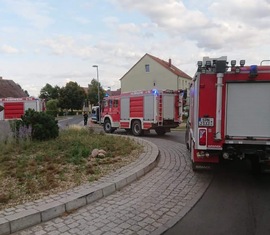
[92,65,101,124]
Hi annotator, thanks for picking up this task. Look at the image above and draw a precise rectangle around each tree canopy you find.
[88,79,106,106]
[58,81,86,111]
[38,80,107,112]
[39,83,60,101]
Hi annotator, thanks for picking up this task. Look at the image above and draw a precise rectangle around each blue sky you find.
[1,0,270,97]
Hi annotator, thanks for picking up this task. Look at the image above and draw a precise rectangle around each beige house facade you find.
[120,53,192,93]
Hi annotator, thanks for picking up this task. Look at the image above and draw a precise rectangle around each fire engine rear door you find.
[226,82,270,138]
[144,95,154,121]
[163,94,174,120]
[121,97,130,120]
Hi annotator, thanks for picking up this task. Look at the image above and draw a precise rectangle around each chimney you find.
[168,58,171,67]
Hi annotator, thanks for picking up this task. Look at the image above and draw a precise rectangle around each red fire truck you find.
[0,97,46,120]
[101,89,184,136]
[185,56,270,172]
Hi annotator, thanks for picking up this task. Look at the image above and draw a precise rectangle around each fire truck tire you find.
[103,119,115,133]
[155,128,166,136]
[132,120,142,136]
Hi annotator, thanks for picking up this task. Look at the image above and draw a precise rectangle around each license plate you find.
[199,117,214,127]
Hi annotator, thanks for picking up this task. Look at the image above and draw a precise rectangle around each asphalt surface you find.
[164,160,270,235]
[1,120,213,235]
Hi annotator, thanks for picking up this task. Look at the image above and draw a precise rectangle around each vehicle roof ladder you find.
[158,94,163,126]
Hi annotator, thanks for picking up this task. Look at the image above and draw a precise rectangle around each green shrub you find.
[19,109,59,141]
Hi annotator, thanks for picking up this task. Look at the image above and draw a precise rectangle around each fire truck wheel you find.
[155,128,166,136]
[132,120,142,136]
[104,119,114,133]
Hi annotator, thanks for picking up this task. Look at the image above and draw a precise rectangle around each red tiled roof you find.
[147,53,192,79]
[0,77,28,98]
[106,88,121,96]
[120,53,192,80]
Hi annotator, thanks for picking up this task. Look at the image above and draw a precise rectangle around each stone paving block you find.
[114,177,128,190]
[144,161,156,174]
[6,209,41,233]
[86,189,103,204]
[58,195,78,205]
[136,167,145,179]
[65,196,87,212]
[0,218,10,235]
[78,187,100,197]
[102,183,116,197]
[38,201,65,222]
[126,171,137,184]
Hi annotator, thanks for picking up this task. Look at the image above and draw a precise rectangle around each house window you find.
[145,64,150,72]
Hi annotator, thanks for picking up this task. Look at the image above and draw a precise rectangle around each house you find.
[0,77,28,98]
[105,88,121,97]
[120,53,192,93]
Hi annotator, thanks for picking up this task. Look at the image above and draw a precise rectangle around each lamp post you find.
[92,65,101,124]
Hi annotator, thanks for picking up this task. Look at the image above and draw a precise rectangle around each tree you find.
[88,79,106,105]
[24,90,30,97]
[58,81,86,112]
[39,84,60,101]
[46,99,58,117]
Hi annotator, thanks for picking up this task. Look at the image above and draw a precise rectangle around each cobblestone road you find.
[13,137,212,235]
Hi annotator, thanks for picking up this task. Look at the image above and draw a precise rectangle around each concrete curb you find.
[0,137,159,235]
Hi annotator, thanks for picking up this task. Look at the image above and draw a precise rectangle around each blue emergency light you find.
[152,89,159,95]
[249,65,258,78]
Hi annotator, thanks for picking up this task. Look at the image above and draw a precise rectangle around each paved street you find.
[12,136,212,235]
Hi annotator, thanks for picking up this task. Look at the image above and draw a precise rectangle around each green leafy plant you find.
[20,109,59,140]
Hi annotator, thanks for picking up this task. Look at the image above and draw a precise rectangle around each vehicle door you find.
[110,98,120,122]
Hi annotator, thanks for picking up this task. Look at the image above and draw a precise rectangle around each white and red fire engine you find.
[101,89,184,136]
[185,56,270,172]
[0,97,46,120]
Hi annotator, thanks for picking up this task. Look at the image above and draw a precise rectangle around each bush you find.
[13,109,59,141]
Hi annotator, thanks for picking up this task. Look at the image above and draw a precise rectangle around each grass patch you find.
[0,126,143,210]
